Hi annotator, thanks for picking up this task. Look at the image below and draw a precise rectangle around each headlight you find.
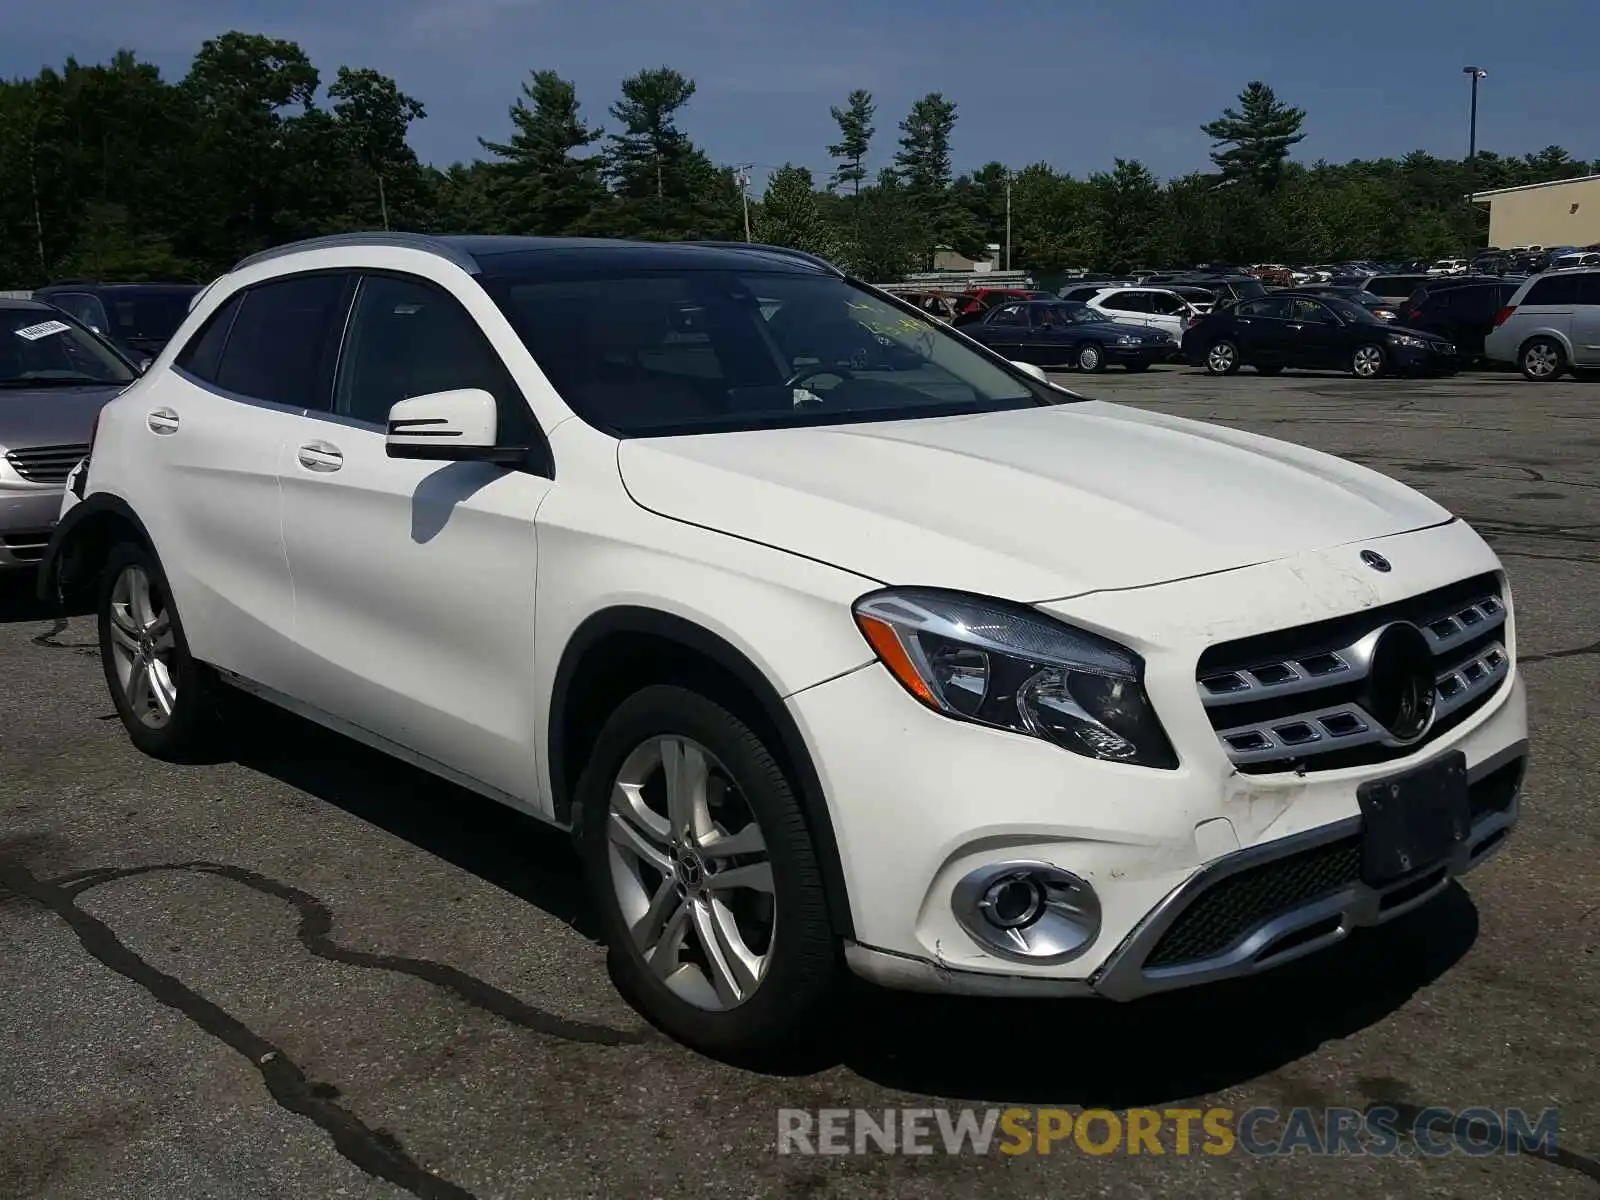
[1388,333,1427,348]
[852,588,1178,768]
[1114,335,1141,346]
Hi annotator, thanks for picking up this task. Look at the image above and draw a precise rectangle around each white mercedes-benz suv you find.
[40,234,1527,1057]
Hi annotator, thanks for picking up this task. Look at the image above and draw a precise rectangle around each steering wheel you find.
[783,363,855,391]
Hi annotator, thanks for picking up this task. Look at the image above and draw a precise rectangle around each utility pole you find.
[1463,67,1487,252]
[1005,170,1012,271]
[735,164,753,242]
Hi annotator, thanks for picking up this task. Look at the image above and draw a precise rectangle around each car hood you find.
[0,383,127,449]
[616,401,1453,602]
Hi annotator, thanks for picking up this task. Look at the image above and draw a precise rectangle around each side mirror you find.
[136,356,153,374]
[386,388,515,463]
[1011,360,1049,382]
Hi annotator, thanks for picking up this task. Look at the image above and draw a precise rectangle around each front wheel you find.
[1520,337,1565,382]
[1351,343,1388,378]
[577,684,838,1059]
[98,541,226,761]
[1076,343,1105,373]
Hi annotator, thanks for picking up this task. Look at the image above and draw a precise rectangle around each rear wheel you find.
[1204,340,1240,375]
[577,684,838,1059]
[98,542,226,760]
[1351,343,1387,378]
[1076,343,1105,373]
[1520,337,1565,382]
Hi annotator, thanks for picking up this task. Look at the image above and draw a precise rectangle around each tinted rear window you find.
[1524,274,1589,305]
[215,274,350,407]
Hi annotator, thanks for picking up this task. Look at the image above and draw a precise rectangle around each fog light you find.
[980,875,1045,929]
[952,861,1102,964]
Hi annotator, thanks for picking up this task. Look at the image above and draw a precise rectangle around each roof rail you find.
[685,241,844,276]
[230,232,480,275]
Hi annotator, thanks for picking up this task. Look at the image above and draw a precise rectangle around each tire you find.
[98,541,227,761]
[576,684,838,1059]
[1076,343,1105,372]
[1520,337,1565,382]
[1124,361,1151,372]
[1255,364,1284,376]
[1351,343,1387,378]
[1204,340,1241,375]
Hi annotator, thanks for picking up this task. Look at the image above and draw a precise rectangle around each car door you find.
[1140,290,1188,340]
[975,304,1033,357]
[1283,298,1345,368]
[1571,273,1600,366]
[1226,297,1289,362]
[275,270,551,800]
[133,274,351,692]
[1095,290,1151,328]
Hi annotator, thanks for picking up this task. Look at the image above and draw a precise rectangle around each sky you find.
[5,0,1599,190]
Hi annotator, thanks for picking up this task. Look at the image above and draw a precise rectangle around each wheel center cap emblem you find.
[675,851,705,891]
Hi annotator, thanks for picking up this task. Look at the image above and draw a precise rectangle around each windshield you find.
[0,310,135,386]
[1320,296,1383,324]
[488,271,1059,436]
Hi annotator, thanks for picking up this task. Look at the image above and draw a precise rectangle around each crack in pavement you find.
[1521,638,1600,665]
[1,859,654,1200]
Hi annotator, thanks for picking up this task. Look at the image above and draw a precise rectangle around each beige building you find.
[1473,174,1600,249]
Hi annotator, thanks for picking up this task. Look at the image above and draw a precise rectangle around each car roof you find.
[230,232,842,279]
[34,281,201,293]
[0,297,55,312]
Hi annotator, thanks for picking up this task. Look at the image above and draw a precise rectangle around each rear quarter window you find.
[1524,274,1588,305]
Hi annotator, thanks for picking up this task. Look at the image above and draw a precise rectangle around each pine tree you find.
[480,69,605,235]
[1201,82,1306,190]
[756,165,839,260]
[893,93,973,268]
[826,90,874,196]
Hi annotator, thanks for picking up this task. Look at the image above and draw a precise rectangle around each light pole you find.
[1463,67,1487,251]
[1004,170,1012,271]
[735,164,753,242]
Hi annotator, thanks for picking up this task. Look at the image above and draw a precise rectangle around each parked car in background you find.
[1427,260,1469,277]
[1397,279,1523,363]
[1059,281,1136,302]
[1484,267,1600,380]
[1182,292,1458,378]
[33,282,203,363]
[1550,251,1600,271]
[960,299,1177,372]
[1362,273,1436,301]
[1285,286,1401,321]
[40,232,1524,1057]
[0,298,140,568]
[1081,286,1207,342]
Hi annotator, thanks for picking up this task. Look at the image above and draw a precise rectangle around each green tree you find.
[1201,81,1306,190]
[755,165,839,260]
[826,89,875,196]
[480,69,607,235]
[606,67,695,203]
[893,92,976,266]
[844,169,921,280]
[329,66,427,230]
[1089,158,1165,272]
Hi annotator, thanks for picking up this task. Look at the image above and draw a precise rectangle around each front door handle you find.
[147,408,179,435]
[297,441,343,472]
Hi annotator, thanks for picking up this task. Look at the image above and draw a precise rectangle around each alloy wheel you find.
[107,564,177,729]
[606,735,775,1011]
[1078,345,1100,371]
[1353,345,1385,377]
[1524,343,1559,379]
[1206,343,1236,373]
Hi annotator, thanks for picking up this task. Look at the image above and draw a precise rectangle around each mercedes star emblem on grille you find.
[1364,622,1437,743]
[1360,550,1392,572]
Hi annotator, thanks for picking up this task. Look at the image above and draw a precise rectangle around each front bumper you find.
[1389,342,1460,375]
[0,487,68,568]
[1104,341,1178,365]
[790,519,1527,999]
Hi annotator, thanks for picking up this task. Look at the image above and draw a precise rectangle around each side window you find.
[334,274,527,441]
[174,293,244,384]
[1103,291,1148,312]
[50,292,110,332]
[215,274,350,408]
[1525,274,1585,305]
[1145,292,1185,316]
[1237,298,1289,319]
[1578,274,1600,305]
[987,304,1027,327]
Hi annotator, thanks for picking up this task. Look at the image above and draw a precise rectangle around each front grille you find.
[5,443,89,484]
[1144,836,1362,969]
[1196,572,1508,773]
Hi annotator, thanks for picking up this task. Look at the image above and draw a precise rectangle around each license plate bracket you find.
[1358,751,1470,887]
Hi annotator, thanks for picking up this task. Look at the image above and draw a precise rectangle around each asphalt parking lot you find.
[2,366,1597,1200]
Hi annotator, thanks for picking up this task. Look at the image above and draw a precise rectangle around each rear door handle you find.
[297,441,343,472]
[147,408,179,435]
